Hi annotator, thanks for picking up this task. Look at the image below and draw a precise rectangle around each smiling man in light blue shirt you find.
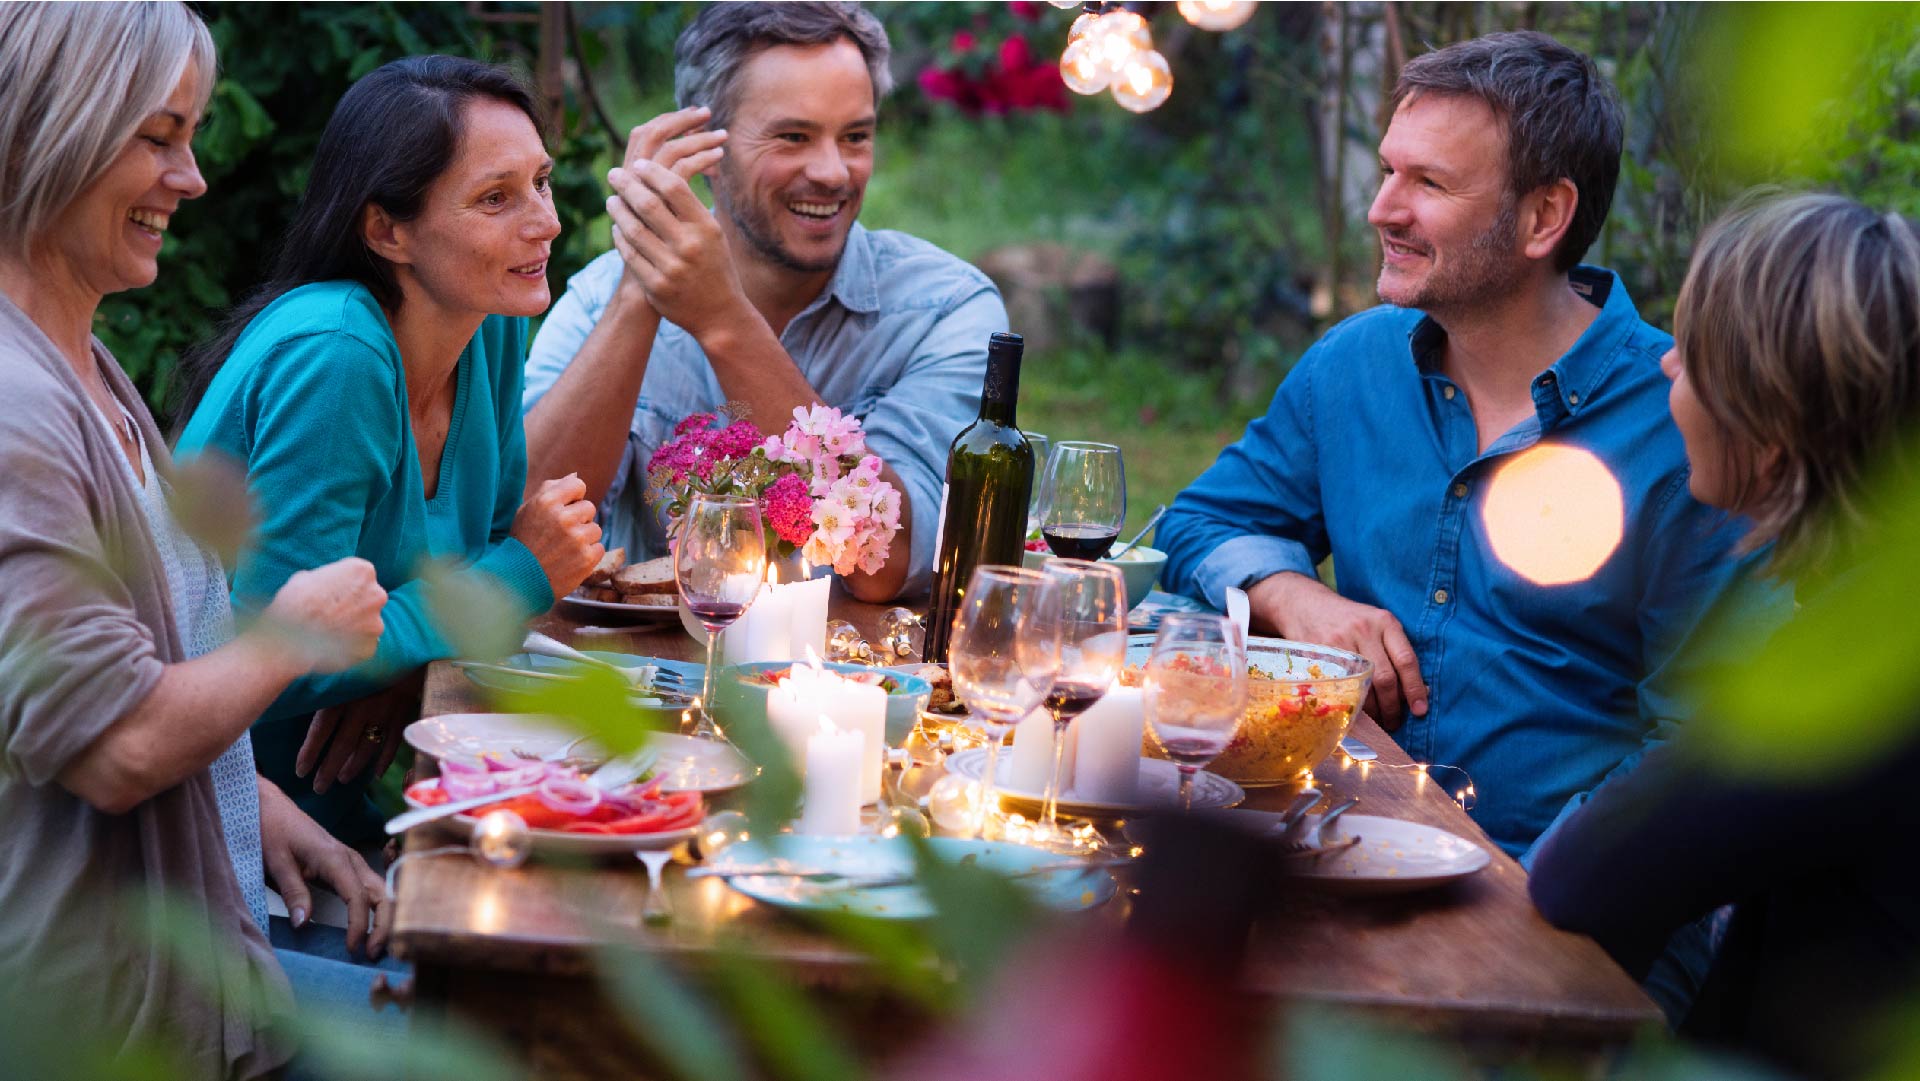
[1161,32,1776,865]
[524,3,1005,600]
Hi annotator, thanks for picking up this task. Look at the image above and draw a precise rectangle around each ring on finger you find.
[364,725,386,746]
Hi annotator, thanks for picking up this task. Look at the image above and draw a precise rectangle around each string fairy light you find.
[1333,748,1479,813]
[1055,1,1260,113]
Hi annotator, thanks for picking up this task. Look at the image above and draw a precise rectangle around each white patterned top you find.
[93,399,269,933]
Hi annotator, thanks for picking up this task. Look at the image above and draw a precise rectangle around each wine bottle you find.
[923,332,1035,663]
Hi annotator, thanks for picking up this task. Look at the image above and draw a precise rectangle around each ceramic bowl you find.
[715,661,931,747]
[1022,544,1166,607]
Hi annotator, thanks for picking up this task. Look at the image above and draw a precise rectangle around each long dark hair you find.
[173,55,544,425]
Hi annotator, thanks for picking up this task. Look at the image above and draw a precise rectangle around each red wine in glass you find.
[686,599,747,631]
[1044,679,1108,718]
[1043,523,1119,561]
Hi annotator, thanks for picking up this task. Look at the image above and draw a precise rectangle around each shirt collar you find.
[795,222,880,321]
[1406,265,1642,416]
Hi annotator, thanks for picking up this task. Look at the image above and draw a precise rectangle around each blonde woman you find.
[0,4,393,1076]
[1530,193,1920,1079]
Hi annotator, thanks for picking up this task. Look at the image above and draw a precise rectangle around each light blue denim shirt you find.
[525,224,1007,596]
[1160,267,1785,857]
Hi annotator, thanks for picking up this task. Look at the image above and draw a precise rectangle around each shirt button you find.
[1568,391,1581,405]
[1452,483,1468,499]
[1442,385,1457,400]
[1433,589,1449,604]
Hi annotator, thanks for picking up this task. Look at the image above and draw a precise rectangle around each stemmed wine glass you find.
[947,565,1063,838]
[674,493,767,741]
[1038,442,1126,560]
[1142,613,1249,811]
[1023,431,1052,540]
[1034,558,1129,847]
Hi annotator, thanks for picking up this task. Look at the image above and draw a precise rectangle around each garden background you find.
[125,2,1920,541]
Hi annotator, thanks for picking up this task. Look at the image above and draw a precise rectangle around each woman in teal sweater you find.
[177,57,604,842]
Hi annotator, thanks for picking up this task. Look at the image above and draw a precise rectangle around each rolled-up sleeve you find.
[859,284,1007,596]
[1160,348,1331,608]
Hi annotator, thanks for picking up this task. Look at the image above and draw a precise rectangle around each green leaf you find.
[595,945,753,1081]
[709,947,866,1081]
[418,559,530,663]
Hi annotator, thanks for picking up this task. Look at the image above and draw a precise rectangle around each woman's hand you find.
[296,669,423,794]
[262,557,387,673]
[257,777,392,959]
[512,473,604,598]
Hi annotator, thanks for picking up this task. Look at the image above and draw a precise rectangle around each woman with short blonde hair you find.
[0,4,391,1076]
[1532,192,1920,1078]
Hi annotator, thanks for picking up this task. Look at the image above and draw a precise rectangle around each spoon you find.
[1108,504,1168,560]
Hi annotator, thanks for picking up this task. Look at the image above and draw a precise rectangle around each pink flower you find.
[951,30,977,53]
[712,420,762,459]
[673,412,718,438]
[761,472,814,547]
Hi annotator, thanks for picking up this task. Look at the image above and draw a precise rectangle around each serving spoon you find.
[1108,504,1168,560]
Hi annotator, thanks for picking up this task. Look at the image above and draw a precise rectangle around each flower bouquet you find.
[646,405,902,577]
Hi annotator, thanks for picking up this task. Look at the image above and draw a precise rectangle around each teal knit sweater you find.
[177,281,552,725]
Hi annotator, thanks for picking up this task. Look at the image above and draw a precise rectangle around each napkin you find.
[1225,585,1251,643]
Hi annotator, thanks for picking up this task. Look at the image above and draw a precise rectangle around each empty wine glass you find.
[947,565,1063,838]
[1034,559,1128,847]
[1142,613,1249,811]
[1038,442,1126,561]
[675,493,766,740]
[1023,431,1052,539]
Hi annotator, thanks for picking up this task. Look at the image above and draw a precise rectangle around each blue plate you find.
[707,834,1117,920]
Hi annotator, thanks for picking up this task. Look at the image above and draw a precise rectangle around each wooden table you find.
[391,593,1660,1074]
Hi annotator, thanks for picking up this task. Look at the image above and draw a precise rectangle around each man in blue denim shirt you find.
[1161,32,1770,863]
[523,4,1005,600]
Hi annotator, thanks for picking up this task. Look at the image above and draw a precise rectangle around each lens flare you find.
[1480,443,1624,586]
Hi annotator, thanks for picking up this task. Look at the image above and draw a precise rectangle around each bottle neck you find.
[979,345,1021,427]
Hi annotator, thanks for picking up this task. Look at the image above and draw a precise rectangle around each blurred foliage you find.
[102,2,619,420]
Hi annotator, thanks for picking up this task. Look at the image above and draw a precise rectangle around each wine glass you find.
[1142,613,1249,811]
[674,493,766,740]
[947,565,1063,838]
[1023,431,1052,539]
[1034,559,1129,847]
[1038,442,1126,561]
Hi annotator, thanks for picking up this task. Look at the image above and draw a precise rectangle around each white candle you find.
[724,565,794,664]
[1073,686,1144,803]
[1007,706,1069,793]
[796,716,863,836]
[763,657,888,804]
[785,565,831,658]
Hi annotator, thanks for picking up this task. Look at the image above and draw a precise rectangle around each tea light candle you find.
[765,657,888,804]
[796,717,863,836]
[1073,686,1144,803]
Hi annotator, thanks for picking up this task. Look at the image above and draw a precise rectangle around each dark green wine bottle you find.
[924,332,1035,663]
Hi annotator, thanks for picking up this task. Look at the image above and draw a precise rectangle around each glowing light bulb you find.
[694,809,751,859]
[470,810,531,869]
[1177,0,1257,31]
[876,803,932,840]
[1111,49,1173,113]
[1089,10,1152,73]
[1068,11,1099,44]
[1060,37,1111,95]
[927,774,985,833]
[1047,0,1081,7]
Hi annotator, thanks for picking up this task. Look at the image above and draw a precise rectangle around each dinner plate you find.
[1127,590,1211,632]
[706,834,1117,920]
[558,592,681,624]
[1231,809,1491,896]
[944,747,1245,814]
[404,714,756,794]
[401,777,699,858]
[459,651,701,712]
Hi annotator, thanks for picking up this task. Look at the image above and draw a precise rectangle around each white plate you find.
[558,592,681,624]
[404,714,756,794]
[707,834,1117,920]
[1235,810,1491,895]
[401,777,698,858]
[945,747,1244,814]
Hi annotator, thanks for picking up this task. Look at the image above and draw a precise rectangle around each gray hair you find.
[673,2,892,129]
[1394,30,1622,274]
[0,1,215,257]
[1676,192,1920,578]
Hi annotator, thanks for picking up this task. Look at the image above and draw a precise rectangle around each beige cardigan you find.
[0,293,289,1078]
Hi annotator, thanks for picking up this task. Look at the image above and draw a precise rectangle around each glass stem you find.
[1177,764,1197,812]
[696,628,721,739]
[1039,714,1071,829]
[976,734,1004,840]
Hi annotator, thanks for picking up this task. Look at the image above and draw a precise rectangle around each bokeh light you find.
[1112,49,1174,113]
[1480,444,1624,586]
[470,809,532,869]
[1060,37,1112,95]
[1177,0,1258,32]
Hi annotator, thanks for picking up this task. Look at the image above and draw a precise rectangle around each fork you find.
[1278,798,1361,861]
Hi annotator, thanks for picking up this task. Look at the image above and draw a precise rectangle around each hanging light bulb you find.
[1067,11,1100,45]
[470,809,532,869]
[1088,10,1153,74]
[1111,48,1174,113]
[1059,36,1112,95]
[1176,0,1257,32]
[1047,0,1081,7]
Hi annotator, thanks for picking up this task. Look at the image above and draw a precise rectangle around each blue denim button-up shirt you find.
[1161,268,1777,856]
[525,224,1007,594]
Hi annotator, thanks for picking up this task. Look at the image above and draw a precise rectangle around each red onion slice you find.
[537,775,603,816]
[440,756,488,777]
[489,764,546,790]
[441,772,496,802]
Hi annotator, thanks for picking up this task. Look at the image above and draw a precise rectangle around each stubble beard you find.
[710,164,847,275]
[1377,197,1526,317]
